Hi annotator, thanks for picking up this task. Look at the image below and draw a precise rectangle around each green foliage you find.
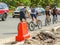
[0,0,60,10]
[30,0,60,8]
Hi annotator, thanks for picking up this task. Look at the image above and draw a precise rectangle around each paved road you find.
[0,15,20,39]
[0,15,60,39]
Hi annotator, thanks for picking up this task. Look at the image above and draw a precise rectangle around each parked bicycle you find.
[28,20,42,31]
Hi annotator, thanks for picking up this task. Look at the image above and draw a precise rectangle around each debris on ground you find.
[24,31,56,45]
[5,27,60,45]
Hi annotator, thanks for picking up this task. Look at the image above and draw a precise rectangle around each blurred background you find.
[0,0,60,10]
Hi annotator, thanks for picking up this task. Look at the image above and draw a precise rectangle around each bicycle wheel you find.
[37,20,42,29]
[27,22,30,30]
[29,22,35,31]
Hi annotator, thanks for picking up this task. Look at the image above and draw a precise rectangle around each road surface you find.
[0,15,60,39]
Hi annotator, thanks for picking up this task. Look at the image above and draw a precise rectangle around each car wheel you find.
[2,14,7,21]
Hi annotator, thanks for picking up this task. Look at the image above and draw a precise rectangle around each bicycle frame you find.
[28,20,42,31]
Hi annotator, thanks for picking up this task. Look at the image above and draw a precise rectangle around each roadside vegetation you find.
[0,0,60,13]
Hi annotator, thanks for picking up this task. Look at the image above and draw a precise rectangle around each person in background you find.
[30,6,38,25]
[19,6,29,22]
[45,6,51,25]
[45,6,50,19]
[51,7,57,24]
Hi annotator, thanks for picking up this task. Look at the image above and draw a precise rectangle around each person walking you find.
[51,7,57,24]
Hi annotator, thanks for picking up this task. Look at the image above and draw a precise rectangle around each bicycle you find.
[45,17,51,26]
[28,20,42,31]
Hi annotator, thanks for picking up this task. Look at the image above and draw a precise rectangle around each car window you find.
[0,5,3,9]
[0,3,8,9]
[16,7,21,11]
[16,6,24,11]
[2,3,8,9]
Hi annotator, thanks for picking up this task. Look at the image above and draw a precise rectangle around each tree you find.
[0,0,60,10]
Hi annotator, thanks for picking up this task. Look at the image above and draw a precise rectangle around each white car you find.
[12,6,30,18]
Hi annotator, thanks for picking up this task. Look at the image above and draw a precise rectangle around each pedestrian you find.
[51,7,57,24]
[19,6,27,22]
[45,6,51,26]
[45,6,50,19]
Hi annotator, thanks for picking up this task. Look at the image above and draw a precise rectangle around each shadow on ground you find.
[3,32,17,35]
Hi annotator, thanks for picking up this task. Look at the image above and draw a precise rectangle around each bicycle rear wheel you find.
[37,20,42,29]
[27,22,30,30]
[29,22,35,31]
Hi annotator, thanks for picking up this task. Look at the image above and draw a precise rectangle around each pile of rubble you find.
[24,31,56,45]
[24,27,60,45]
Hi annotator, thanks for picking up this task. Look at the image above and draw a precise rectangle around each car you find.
[35,7,45,15]
[0,2,9,21]
[56,8,60,15]
[12,6,30,18]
